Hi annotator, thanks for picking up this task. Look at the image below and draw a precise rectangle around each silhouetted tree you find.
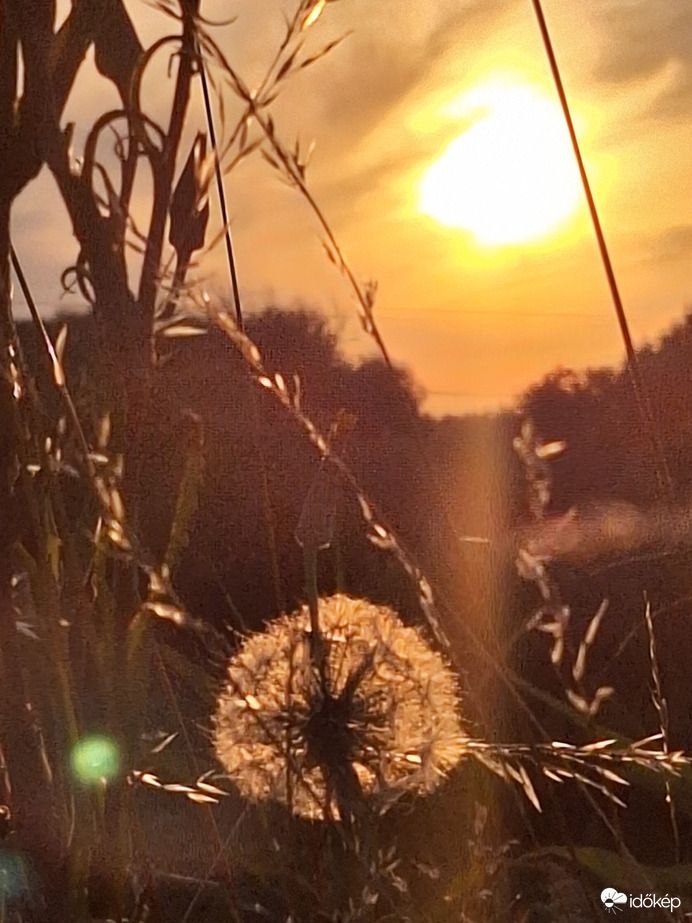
[521,311,692,507]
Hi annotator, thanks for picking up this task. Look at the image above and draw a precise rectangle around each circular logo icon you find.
[601,888,627,912]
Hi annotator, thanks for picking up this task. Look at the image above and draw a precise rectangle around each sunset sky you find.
[12,0,692,415]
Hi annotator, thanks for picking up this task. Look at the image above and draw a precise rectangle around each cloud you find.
[646,225,692,263]
[592,1,692,117]
[296,0,515,145]
[257,0,520,242]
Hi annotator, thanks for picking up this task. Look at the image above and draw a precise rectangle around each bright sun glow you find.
[419,81,582,246]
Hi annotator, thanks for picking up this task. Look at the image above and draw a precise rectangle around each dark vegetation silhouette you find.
[521,318,692,759]
[523,315,692,508]
[19,304,692,872]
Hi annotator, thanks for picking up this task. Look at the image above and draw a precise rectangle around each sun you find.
[418,81,582,246]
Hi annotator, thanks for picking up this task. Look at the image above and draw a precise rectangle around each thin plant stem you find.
[153,644,244,923]
[139,16,194,318]
[645,599,680,863]
[530,0,673,500]
[10,246,95,480]
[196,39,243,328]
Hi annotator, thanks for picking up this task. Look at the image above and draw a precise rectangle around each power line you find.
[18,301,614,320]
[326,308,611,320]
[375,308,607,319]
[427,391,515,398]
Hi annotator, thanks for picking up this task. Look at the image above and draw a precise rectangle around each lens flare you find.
[0,849,30,902]
[70,735,120,785]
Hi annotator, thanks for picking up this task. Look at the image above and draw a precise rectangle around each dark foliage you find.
[16,303,692,882]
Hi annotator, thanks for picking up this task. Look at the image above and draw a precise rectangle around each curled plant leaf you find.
[169,133,211,259]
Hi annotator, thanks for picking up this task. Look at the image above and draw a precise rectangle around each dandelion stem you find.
[303,546,326,679]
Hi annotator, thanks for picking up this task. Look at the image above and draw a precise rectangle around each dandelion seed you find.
[213,594,466,821]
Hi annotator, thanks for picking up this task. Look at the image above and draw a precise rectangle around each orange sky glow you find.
[12,0,692,415]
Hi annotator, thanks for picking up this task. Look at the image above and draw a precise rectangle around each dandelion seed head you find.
[213,594,466,820]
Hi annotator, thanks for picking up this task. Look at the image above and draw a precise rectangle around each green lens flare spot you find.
[70,736,120,785]
[0,849,29,900]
